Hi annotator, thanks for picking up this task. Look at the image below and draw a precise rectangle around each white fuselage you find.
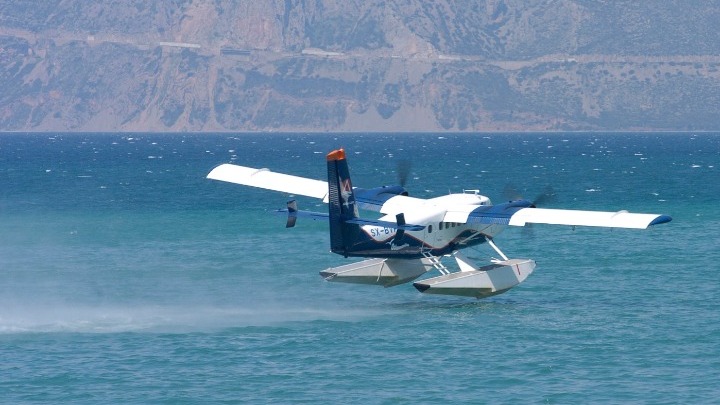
[361,191,504,252]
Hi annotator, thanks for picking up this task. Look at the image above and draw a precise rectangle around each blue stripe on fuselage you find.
[347,227,491,259]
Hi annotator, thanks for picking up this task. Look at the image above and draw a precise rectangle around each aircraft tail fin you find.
[325,149,424,257]
[326,149,361,256]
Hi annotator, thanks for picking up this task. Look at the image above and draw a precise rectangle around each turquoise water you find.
[1,133,718,403]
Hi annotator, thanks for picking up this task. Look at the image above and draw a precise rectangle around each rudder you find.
[326,149,360,256]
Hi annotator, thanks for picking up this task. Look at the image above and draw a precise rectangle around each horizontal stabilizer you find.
[274,208,328,221]
[320,258,433,287]
[207,163,329,201]
[508,208,672,229]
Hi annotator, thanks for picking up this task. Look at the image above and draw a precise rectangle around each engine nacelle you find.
[354,185,408,210]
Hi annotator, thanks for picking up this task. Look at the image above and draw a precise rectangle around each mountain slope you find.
[1,0,719,132]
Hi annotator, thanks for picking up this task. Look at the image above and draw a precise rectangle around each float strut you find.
[485,236,509,261]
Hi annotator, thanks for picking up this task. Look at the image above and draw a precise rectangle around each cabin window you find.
[428,225,433,233]
[439,222,443,230]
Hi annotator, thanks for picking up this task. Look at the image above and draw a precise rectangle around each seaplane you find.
[207,148,672,299]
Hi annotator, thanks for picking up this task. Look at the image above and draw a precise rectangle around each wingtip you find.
[649,215,672,227]
[206,164,226,180]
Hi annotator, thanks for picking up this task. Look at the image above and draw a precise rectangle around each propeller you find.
[502,184,525,202]
[530,185,557,208]
[393,213,406,242]
[397,159,412,188]
[503,185,558,238]
[502,185,557,207]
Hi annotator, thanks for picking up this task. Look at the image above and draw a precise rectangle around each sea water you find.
[0,133,718,403]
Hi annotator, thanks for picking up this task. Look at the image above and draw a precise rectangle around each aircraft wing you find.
[507,208,672,229]
[207,164,329,202]
[208,163,671,230]
[447,204,671,230]
[207,163,430,212]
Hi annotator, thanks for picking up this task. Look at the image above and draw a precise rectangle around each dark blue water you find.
[1,133,718,403]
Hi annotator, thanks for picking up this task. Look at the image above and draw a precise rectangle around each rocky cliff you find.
[1,0,719,132]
